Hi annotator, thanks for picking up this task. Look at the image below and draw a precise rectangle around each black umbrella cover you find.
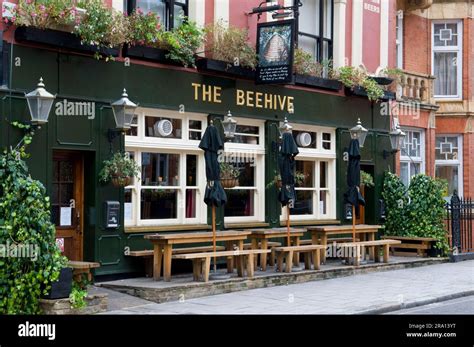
[199,124,227,207]
[278,132,299,206]
[344,139,365,209]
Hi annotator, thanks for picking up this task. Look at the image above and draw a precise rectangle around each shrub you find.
[11,0,79,29]
[126,9,161,46]
[161,18,203,67]
[293,48,334,79]
[334,66,385,101]
[0,123,66,314]
[204,21,257,69]
[382,172,450,255]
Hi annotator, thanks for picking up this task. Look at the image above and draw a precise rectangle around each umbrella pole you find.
[352,205,356,242]
[212,205,217,273]
[286,206,291,247]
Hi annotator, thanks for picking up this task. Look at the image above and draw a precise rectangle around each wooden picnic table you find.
[144,230,251,281]
[248,228,305,271]
[306,224,383,263]
[68,261,100,282]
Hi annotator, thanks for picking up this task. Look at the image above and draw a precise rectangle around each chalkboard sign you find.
[256,20,295,85]
[104,201,120,229]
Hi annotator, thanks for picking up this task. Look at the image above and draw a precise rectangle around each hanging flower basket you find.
[111,176,132,187]
[221,178,238,189]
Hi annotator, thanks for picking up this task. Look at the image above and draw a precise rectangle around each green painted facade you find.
[0,44,394,276]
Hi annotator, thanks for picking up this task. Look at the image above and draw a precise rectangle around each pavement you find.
[101,260,474,315]
[389,296,474,315]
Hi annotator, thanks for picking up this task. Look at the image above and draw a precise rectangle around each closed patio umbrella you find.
[278,131,299,246]
[199,121,227,272]
[344,138,365,242]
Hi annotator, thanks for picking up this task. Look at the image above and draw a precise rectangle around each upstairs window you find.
[297,0,334,63]
[128,0,188,30]
[432,21,462,99]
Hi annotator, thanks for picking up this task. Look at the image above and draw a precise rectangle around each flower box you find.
[196,58,255,79]
[370,76,394,86]
[294,74,342,91]
[122,44,182,66]
[345,86,396,100]
[14,26,120,57]
[42,267,73,300]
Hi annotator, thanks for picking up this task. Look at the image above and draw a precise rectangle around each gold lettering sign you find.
[192,83,294,112]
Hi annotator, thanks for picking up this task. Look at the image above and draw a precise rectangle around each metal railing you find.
[445,192,474,254]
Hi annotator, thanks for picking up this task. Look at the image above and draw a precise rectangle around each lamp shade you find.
[222,110,237,139]
[389,125,406,152]
[279,117,293,135]
[25,77,55,125]
[111,89,138,132]
[349,118,368,147]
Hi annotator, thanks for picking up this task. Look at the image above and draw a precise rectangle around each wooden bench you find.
[127,246,225,277]
[273,245,326,273]
[381,236,436,257]
[243,241,282,266]
[300,237,359,246]
[172,249,271,282]
[68,261,100,282]
[338,239,402,266]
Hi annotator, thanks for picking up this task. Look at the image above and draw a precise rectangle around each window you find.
[400,129,424,186]
[298,0,333,64]
[224,118,265,223]
[282,124,336,221]
[432,21,462,99]
[396,11,403,69]
[125,108,207,226]
[127,0,188,30]
[435,135,463,197]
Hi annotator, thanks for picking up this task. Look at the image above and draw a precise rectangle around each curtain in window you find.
[434,52,457,96]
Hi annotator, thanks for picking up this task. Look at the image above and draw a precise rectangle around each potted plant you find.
[99,152,140,187]
[220,162,240,189]
[293,48,342,91]
[124,11,203,67]
[197,21,257,79]
[267,171,306,189]
[43,266,73,299]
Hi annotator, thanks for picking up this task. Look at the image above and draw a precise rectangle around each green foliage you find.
[360,170,375,188]
[334,66,385,101]
[205,21,257,69]
[219,162,240,180]
[382,172,449,255]
[293,48,334,79]
[162,18,204,67]
[265,171,306,189]
[99,152,140,184]
[0,126,66,314]
[11,0,79,29]
[69,273,89,309]
[126,9,162,47]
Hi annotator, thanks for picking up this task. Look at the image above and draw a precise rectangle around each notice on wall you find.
[60,207,72,226]
[56,238,65,253]
[256,20,295,85]
[124,203,132,221]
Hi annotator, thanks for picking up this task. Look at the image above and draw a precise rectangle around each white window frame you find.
[435,134,463,197]
[224,117,265,224]
[431,20,463,100]
[125,108,208,227]
[396,10,403,69]
[400,128,425,186]
[281,124,337,221]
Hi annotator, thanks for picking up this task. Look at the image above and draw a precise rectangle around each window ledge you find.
[125,224,211,233]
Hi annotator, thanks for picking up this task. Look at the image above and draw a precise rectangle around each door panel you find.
[52,151,84,261]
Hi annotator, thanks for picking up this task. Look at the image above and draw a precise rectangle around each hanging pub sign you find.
[256,19,295,85]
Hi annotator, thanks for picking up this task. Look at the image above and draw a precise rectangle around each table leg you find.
[368,232,375,261]
[163,244,172,282]
[251,238,259,269]
[293,237,300,266]
[153,243,163,281]
[260,239,268,271]
[236,240,244,275]
[320,233,328,264]
[286,251,293,273]
[226,241,234,273]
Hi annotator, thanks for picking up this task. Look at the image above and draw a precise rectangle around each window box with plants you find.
[293,49,342,91]
[10,0,125,59]
[266,171,306,190]
[123,10,203,67]
[220,162,240,189]
[335,66,394,101]
[99,152,141,188]
[196,21,257,79]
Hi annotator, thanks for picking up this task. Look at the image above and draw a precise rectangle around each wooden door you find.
[51,151,84,261]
